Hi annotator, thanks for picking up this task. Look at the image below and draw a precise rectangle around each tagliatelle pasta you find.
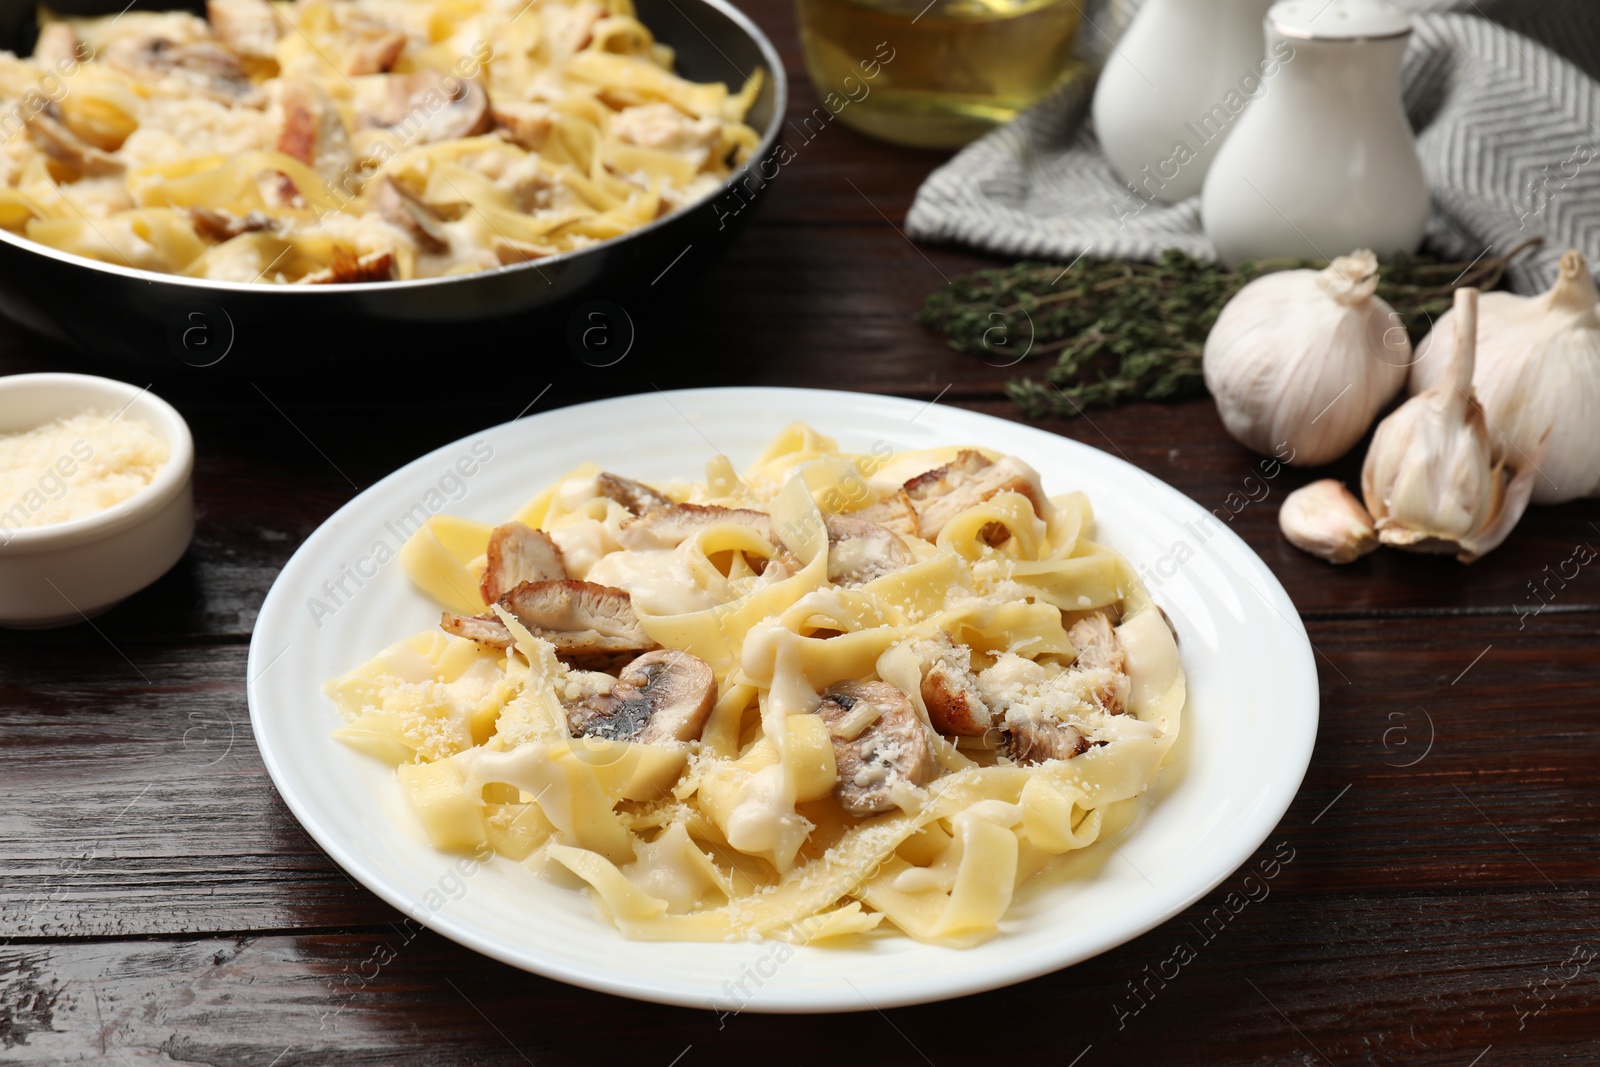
[0,0,760,282]
[325,425,1186,945]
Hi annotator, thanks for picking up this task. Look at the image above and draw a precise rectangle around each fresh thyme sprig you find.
[918,241,1541,419]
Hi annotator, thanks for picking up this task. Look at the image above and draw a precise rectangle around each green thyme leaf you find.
[919,241,1541,419]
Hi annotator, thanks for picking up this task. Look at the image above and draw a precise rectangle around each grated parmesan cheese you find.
[0,410,170,533]
[977,652,1117,725]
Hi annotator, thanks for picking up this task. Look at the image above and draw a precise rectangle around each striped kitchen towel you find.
[904,0,1600,293]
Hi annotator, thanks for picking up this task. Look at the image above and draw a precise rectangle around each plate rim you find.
[247,385,1320,1012]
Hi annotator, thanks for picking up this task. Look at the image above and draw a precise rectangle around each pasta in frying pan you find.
[0,0,760,282]
[325,425,1186,945]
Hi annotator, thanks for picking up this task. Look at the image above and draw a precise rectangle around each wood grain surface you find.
[2,0,1598,1062]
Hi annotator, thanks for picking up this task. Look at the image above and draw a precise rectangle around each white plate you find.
[248,387,1318,1012]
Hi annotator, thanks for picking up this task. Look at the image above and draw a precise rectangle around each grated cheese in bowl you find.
[0,411,171,534]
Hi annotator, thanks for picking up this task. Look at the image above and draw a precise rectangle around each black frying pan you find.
[0,0,786,370]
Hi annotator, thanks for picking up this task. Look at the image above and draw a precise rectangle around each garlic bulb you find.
[1280,480,1377,563]
[1204,250,1410,467]
[1409,249,1600,503]
[1362,287,1539,563]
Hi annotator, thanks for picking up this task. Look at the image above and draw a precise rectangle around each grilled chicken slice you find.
[596,472,672,516]
[564,649,715,743]
[480,522,567,604]
[618,504,776,551]
[439,612,514,647]
[273,78,353,185]
[24,108,123,176]
[105,35,261,105]
[912,633,994,737]
[1004,718,1092,764]
[501,579,655,653]
[441,579,656,654]
[824,515,912,586]
[986,612,1129,765]
[816,681,936,816]
[476,521,566,604]
[903,450,1047,543]
[298,248,394,284]
[207,0,282,59]
[1066,612,1130,715]
[852,489,919,538]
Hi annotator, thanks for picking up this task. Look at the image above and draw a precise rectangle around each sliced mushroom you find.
[206,0,282,60]
[298,248,395,284]
[852,489,919,538]
[911,633,994,737]
[824,515,912,586]
[816,681,936,816]
[596,472,673,516]
[1002,716,1092,765]
[24,107,123,176]
[903,450,1047,543]
[187,206,278,241]
[105,35,262,105]
[370,176,450,254]
[491,100,558,151]
[273,78,353,184]
[564,649,715,743]
[480,522,567,604]
[359,70,490,144]
[1066,612,1130,715]
[618,503,775,551]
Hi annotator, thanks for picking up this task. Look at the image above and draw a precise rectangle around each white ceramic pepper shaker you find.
[1201,0,1428,266]
[1092,0,1279,204]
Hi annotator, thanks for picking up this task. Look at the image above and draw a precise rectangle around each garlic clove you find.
[1361,287,1536,563]
[1279,479,1377,563]
[1204,250,1409,467]
[1409,249,1600,504]
[1457,446,1542,563]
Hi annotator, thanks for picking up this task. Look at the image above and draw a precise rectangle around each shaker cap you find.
[1269,0,1412,40]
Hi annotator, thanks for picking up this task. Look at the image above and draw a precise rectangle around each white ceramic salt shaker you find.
[1201,0,1428,266]
[1092,0,1279,204]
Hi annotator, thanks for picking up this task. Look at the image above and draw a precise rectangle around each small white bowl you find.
[0,373,195,628]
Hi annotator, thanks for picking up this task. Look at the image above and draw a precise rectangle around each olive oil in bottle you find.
[796,0,1084,148]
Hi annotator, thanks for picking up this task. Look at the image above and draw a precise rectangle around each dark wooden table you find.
[3,2,1598,1062]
